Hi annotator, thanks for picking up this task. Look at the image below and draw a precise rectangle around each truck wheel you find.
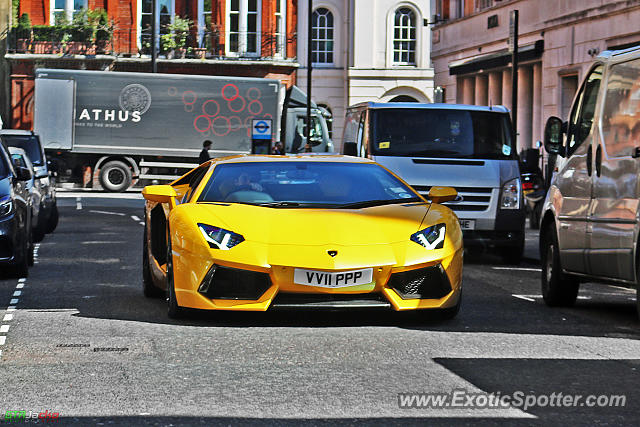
[99,160,132,192]
[541,223,579,307]
[45,204,59,234]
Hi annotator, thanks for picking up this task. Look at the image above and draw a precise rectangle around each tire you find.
[99,160,132,193]
[142,221,163,298]
[11,233,29,279]
[166,229,184,319]
[45,204,58,234]
[27,228,34,267]
[541,222,579,307]
[438,293,461,320]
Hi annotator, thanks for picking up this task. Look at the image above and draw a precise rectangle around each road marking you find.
[139,222,145,226]
[7,306,15,312]
[76,197,82,210]
[0,336,5,345]
[2,314,13,321]
[512,294,535,302]
[89,210,126,216]
[18,278,26,283]
[12,291,21,297]
[492,266,541,272]
[0,325,8,333]
[9,299,18,305]
[81,241,127,245]
[16,283,23,289]
[131,215,140,221]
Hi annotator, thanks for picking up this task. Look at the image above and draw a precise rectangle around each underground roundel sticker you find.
[119,84,152,114]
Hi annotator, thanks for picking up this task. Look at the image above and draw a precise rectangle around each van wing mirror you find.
[428,186,458,204]
[142,185,178,206]
[544,116,565,157]
[16,166,32,182]
[343,142,358,156]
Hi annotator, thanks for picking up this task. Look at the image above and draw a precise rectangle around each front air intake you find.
[198,265,271,300]
[388,264,452,299]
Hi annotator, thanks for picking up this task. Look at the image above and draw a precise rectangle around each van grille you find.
[412,185,493,212]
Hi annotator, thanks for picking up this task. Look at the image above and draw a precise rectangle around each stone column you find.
[532,62,543,147]
[475,74,488,106]
[488,71,502,106]
[501,69,512,112]
[463,77,475,105]
[517,65,533,153]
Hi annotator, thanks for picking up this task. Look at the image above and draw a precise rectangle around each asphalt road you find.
[1,193,639,425]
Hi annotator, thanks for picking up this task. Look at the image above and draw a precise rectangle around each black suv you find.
[0,142,33,277]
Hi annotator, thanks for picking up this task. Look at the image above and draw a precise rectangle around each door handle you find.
[595,145,602,177]
[586,144,593,176]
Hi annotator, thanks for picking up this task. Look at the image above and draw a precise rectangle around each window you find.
[274,0,287,57]
[228,0,261,56]
[393,7,416,65]
[197,0,213,49]
[312,8,334,65]
[566,65,603,156]
[476,0,493,11]
[51,0,87,24]
[139,0,174,54]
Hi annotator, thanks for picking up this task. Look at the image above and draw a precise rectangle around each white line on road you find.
[89,210,126,216]
[12,291,21,297]
[7,306,15,312]
[131,215,140,221]
[0,325,8,333]
[0,336,5,345]
[9,299,18,305]
[139,222,145,226]
[492,266,542,272]
[2,314,13,321]
[16,283,23,289]
[76,197,82,210]
[81,241,127,245]
[18,278,26,283]
[512,294,536,302]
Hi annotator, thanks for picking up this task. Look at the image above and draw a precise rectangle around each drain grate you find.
[56,344,90,348]
[93,347,129,352]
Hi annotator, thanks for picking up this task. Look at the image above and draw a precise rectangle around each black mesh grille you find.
[388,264,452,299]
[198,265,271,300]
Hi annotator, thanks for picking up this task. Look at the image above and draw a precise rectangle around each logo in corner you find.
[327,250,337,257]
[119,83,152,114]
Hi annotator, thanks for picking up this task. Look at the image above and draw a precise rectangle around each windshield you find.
[1,135,44,165]
[371,109,514,159]
[198,161,420,207]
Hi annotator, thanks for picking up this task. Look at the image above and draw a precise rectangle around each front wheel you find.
[166,231,184,319]
[541,223,579,306]
[99,160,132,192]
[142,221,163,298]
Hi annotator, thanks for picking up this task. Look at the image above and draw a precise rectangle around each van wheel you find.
[541,223,579,306]
[99,160,132,192]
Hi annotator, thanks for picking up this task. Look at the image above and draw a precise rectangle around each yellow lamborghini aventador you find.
[142,155,463,319]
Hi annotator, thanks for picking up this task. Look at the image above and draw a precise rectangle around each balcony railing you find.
[6,25,296,61]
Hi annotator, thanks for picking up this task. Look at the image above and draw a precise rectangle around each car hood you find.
[186,202,431,246]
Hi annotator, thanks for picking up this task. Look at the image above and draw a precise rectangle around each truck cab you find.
[342,102,525,263]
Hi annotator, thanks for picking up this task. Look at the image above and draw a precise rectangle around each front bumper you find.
[174,248,463,312]
[461,208,525,249]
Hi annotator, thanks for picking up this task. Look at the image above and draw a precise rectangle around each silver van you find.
[541,47,640,315]
[342,103,525,263]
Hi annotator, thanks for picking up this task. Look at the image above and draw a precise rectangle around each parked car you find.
[9,147,42,247]
[342,103,525,263]
[0,130,58,238]
[540,46,640,316]
[0,142,34,277]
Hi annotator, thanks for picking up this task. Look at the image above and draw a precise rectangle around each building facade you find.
[3,0,298,129]
[431,0,640,153]
[297,0,434,150]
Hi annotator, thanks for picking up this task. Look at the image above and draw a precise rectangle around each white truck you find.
[34,69,332,191]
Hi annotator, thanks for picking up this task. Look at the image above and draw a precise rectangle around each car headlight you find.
[198,223,244,250]
[0,196,13,217]
[411,223,446,250]
[500,177,521,209]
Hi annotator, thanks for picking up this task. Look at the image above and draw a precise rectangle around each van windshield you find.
[371,109,514,159]
[0,135,44,166]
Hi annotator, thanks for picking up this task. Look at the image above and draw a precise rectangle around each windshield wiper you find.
[337,197,422,209]
[257,201,303,208]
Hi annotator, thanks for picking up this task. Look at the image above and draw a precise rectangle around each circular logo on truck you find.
[119,84,152,114]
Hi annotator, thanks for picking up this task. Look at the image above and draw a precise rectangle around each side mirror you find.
[428,186,458,204]
[16,166,32,182]
[142,185,177,205]
[544,116,565,157]
[343,142,358,156]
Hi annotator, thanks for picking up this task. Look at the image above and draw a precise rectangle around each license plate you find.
[293,268,374,288]
[459,219,475,230]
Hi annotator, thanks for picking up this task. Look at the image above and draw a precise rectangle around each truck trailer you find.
[33,69,332,191]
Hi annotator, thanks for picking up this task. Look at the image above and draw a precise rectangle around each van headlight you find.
[198,223,244,250]
[411,224,446,249]
[0,196,13,217]
[500,178,521,209]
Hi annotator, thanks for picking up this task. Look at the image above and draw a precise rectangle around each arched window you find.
[393,7,416,65]
[312,8,334,65]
